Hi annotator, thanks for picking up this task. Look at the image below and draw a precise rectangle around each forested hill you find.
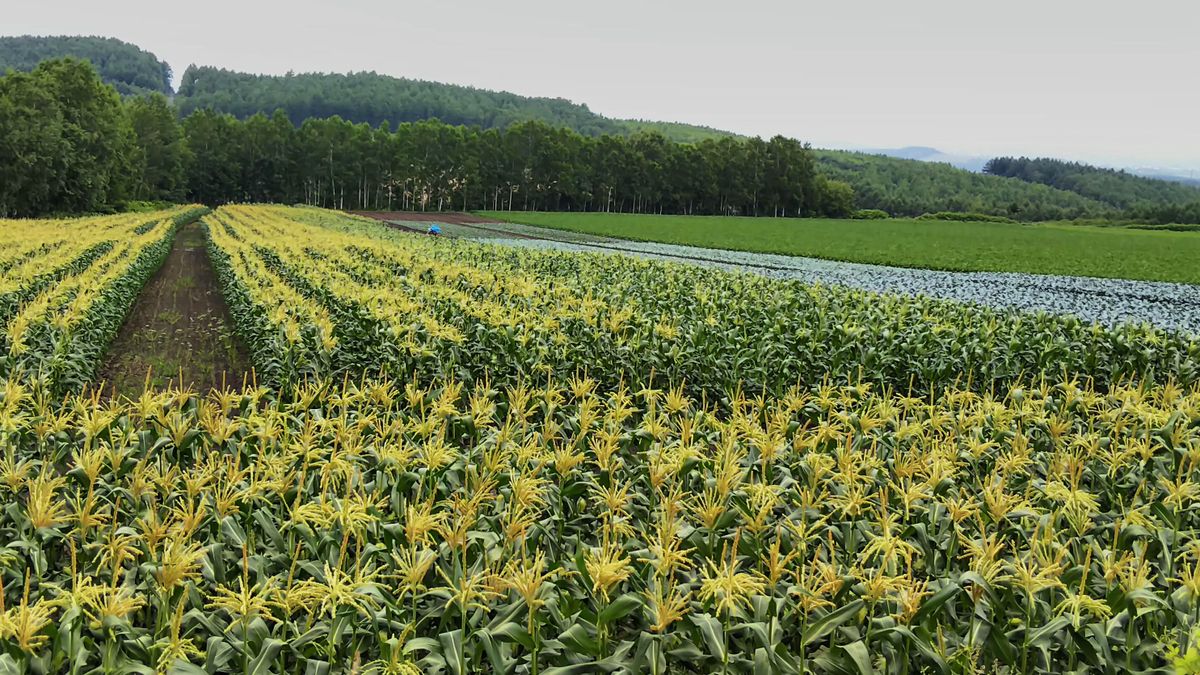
[618,119,741,143]
[176,66,732,143]
[814,151,1114,221]
[176,66,625,135]
[984,156,1200,209]
[0,35,171,96]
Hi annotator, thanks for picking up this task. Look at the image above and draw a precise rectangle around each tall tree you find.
[0,58,137,216]
[127,93,189,201]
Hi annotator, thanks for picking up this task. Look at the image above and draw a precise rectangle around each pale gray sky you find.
[7,0,1199,169]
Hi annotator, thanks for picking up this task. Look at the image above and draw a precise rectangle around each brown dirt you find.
[97,221,252,396]
[354,211,499,225]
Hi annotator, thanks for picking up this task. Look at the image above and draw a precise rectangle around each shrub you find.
[851,208,890,220]
[916,211,1019,224]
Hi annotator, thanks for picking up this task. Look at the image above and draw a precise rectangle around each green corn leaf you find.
[911,583,961,626]
[490,622,536,651]
[691,614,726,662]
[558,624,602,658]
[598,593,643,627]
[1027,617,1071,647]
[439,630,465,675]
[803,600,864,647]
[247,639,284,675]
[838,640,875,675]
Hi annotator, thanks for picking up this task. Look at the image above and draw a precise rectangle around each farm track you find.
[409,217,1200,334]
[97,221,252,395]
[354,210,496,225]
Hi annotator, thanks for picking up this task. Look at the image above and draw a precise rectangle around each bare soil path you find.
[98,221,252,395]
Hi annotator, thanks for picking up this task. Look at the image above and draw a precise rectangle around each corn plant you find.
[0,373,1195,672]
[1,205,1198,673]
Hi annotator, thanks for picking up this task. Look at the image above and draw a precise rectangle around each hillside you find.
[854,145,989,172]
[618,119,740,143]
[814,150,1113,220]
[984,156,1200,209]
[176,66,626,136]
[175,66,738,143]
[0,35,171,96]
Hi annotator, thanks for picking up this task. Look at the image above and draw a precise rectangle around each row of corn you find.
[0,207,208,396]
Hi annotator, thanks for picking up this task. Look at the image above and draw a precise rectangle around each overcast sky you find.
[7,0,1199,170]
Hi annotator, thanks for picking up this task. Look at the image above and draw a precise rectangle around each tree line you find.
[184,110,851,216]
[1128,201,1200,226]
[0,59,852,218]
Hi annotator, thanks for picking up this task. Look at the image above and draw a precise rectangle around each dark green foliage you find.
[174,67,745,144]
[0,35,171,96]
[815,150,1112,220]
[180,114,848,217]
[0,59,140,217]
[0,68,67,215]
[127,93,190,201]
[180,109,248,206]
[851,209,890,219]
[984,156,1200,209]
[616,119,740,143]
[916,211,1019,224]
[176,67,624,136]
[1127,201,1200,225]
[5,38,1198,226]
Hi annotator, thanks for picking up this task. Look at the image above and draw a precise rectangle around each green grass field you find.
[477,211,1200,284]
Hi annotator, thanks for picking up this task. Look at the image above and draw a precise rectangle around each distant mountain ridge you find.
[854,145,1200,186]
[853,146,990,172]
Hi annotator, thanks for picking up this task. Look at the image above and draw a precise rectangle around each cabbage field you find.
[1,205,1199,673]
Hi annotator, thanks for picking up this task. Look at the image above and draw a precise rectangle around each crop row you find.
[0,207,208,395]
[206,205,1199,397]
[0,368,1197,672]
[462,220,1200,335]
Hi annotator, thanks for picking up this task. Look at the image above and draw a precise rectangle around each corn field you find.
[0,205,1198,673]
[0,207,209,395]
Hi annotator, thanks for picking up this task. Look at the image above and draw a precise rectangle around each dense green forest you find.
[983,156,1200,209]
[0,59,142,216]
[0,59,848,217]
[814,150,1114,221]
[0,35,171,96]
[175,66,732,144]
[1127,201,1200,226]
[603,119,737,143]
[176,66,621,135]
[182,111,850,216]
